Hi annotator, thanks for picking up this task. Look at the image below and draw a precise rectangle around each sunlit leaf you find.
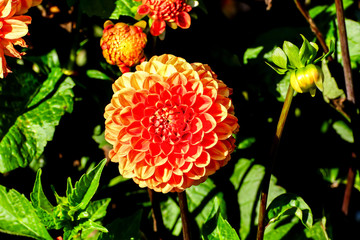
[271,47,288,69]
[243,46,264,64]
[299,35,318,65]
[0,68,74,173]
[110,0,141,19]
[321,60,345,102]
[332,120,354,143]
[266,193,313,229]
[0,185,52,240]
[202,197,240,240]
[68,159,107,209]
[87,70,112,81]
[283,41,303,68]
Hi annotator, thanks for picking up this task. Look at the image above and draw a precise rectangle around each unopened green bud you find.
[290,64,323,97]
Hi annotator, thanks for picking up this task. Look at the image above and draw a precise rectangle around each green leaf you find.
[299,35,318,65]
[321,60,345,101]
[24,49,61,74]
[243,46,264,64]
[337,19,360,69]
[161,178,225,236]
[283,41,303,68]
[86,70,112,81]
[110,0,141,19]
[30,169,55,228]
[332,120,354,143]
[275,72,291,102]
[237,137,256,149]
[0,68,75,173]
[230,158,286,240]
[314,41,335,63]
[265,61,288,75]
[304,217,331,240]
[68,159,107,209]
[266,193,313,229]
[264,217,300,239]
[271,47,288,69]
[99,210,142,240]
[86,198,111,222]
[0,185,52,240]
[64,219,108,240]
[93,125,112,149]
[202,197,240,240]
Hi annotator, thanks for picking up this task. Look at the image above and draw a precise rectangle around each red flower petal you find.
[202,131,218,149]
[192,95,213,113]
[137,4,150,15]
[150,19,166,36]
[176,12,191,29]
[127,121,143,136]
[161,141,174,155]
[132,102,146,120]
[199,113,216,133]
[190,117,202,134]
[195,151,210,168]
[214,122,233,140]
[149,142,161,156]
[207,141,228,160]
[182,92,197,106]
[131,137,150,151]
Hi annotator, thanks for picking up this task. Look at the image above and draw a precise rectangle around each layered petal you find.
[104,54,239,192]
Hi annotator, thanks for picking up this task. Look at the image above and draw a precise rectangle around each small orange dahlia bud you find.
[100,20,147,73]
[135,0,192,36]
[290,64,324,97]
[104,54,239,193]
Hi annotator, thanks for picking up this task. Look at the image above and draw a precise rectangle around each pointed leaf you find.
[86,198,111,221]
[332,120,354,143]
[271,47,288,69]
[266,193,313,229]
[202,197,240,240]
[30,169,56,228]
[265,61,288,75]
[110,0,141,19]
[314,40,335,63]
[321,60,345,101]
[299,35,318,65]
[68,159,107,209]
[283,41,303,68]
[0,185,52,240]
[0,68,75,173]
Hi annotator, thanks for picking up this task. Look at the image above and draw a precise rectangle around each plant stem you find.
[335,0,360,216]
[148,188,165,240]
[178,191,192,240]
[294,0,333,61]
[257,85,294,240]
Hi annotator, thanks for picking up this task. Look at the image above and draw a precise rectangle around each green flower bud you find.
[290,64,323,97]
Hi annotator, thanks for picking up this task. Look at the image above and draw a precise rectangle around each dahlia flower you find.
[12,0,42,15]
[104,54,239,193]
[0,0,31,78]
[101,20,147,73]
[135,0,192,36]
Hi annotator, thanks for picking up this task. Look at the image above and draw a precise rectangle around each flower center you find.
[149,104,190,143]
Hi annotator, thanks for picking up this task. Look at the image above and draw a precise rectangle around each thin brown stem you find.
[178,191,192,240]
[257,86,294,240]
[148,188,165,240]
[335,0,360,216]
[294,0,333,61]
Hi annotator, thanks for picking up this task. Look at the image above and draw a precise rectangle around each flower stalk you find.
[334,0,360,216]
[148,188,165,240]
[178,191,192,240]
[257,85,294,240]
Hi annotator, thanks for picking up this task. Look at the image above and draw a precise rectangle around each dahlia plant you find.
[100,20,147,73]
[104,54,239,193]
[0,0,33,78]
[135,0,192,36]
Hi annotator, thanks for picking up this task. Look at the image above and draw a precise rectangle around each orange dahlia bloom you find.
[0,0,31,78]
[104,54,239,193]
[101,21,147,73]
[12,0,42,15]
[135,0,192,36]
